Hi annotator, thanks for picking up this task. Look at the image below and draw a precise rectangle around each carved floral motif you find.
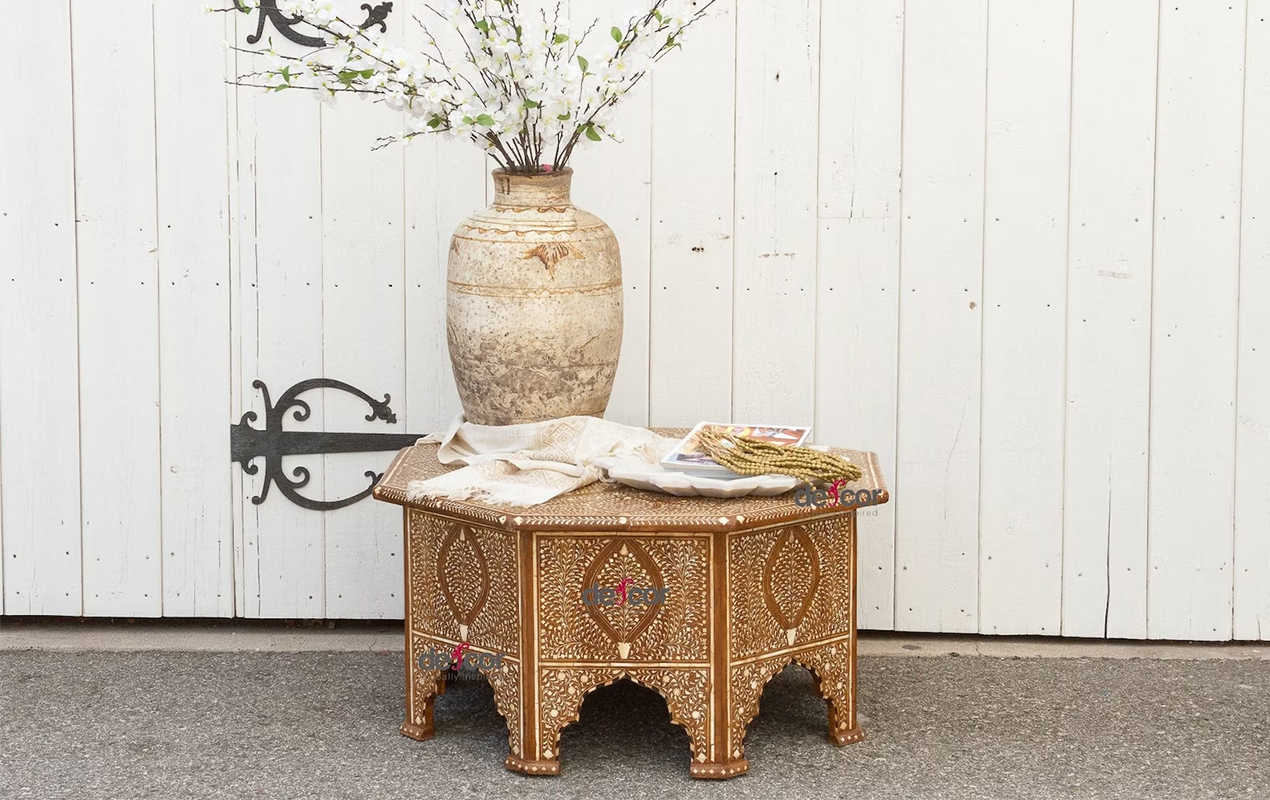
[762,525,821,645]
[729,517,854,657]
[438,525,489,641]
[580,538,665,658]
[537,535,709,661]
[408,511,520,656]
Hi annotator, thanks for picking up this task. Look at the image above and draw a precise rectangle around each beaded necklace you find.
[694,426,863,485]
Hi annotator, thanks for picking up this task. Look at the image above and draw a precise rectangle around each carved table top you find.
[373,430,888,533]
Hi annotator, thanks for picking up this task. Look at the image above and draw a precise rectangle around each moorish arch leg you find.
[619,668,715,778]
[402,656,441,741]
[402,634,466,740]
[797,641,864,746]
[506,666,621,776]
[711,655,793,778]
[476,658,528,770]
[509,667,717,777]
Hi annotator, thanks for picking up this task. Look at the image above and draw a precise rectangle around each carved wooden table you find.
[373,439,889,779]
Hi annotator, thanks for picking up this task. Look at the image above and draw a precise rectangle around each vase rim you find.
[491,166,574,178]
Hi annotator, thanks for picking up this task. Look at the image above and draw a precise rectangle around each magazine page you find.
[661,422,812,474]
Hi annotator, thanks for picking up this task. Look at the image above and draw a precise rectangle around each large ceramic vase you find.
[446,167,623,426]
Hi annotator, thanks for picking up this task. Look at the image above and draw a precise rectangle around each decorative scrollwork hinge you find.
[231,378,425,512]
[235,1,394,48]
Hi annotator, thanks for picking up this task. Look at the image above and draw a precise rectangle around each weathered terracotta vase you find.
[446,168,623,425]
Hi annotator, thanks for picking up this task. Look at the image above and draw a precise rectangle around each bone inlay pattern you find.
[538,535,710,662]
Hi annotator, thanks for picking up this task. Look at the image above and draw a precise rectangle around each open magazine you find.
[660,422,812,478]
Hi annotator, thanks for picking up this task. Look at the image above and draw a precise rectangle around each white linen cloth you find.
[406,415,681,508]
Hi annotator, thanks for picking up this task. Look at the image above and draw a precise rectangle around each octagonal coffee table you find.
[373,437,888,779]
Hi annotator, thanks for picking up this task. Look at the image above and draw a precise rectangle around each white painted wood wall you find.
[1,0,1268,640]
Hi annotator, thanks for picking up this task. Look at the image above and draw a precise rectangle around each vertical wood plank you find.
[1062,0,1158,639]
[403,137,480,436]
[1235,2,1270,641]
[0,435,3,614]
[0,431,3,614]
[815,0,903,631]
[0,0,82,616]
[403,0,483,436]
[226,10,246,619]
[648,1,736,428]
[153,0,234,617]
[570,0,651,428]
[234,41,326,619]
[73,0,162,616]
[894,0,987,633]
[1148,0,1246,641]
[978,0,1073,636]
[320,96,407,620]
[732,0,820,423]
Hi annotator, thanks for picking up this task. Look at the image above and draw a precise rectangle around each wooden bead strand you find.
[694,426,863,485]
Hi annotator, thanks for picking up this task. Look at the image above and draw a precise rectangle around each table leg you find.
[401,663,440,741]
[798,641,864,745]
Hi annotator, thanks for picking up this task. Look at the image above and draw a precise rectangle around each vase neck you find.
[492,168,574,209]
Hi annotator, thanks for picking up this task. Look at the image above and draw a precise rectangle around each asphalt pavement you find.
[0,633,1267,800]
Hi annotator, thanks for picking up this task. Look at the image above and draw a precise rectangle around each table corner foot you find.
[829,725,864,746]
[400,721,434,741]
[689,760,749,779]
[504,755,561,776]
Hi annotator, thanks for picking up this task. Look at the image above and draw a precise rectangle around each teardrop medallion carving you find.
[437,524,490,640]
[580,538,665,658]
[761,525,821,645]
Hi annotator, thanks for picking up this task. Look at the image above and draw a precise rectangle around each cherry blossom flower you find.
[225,0,717,172]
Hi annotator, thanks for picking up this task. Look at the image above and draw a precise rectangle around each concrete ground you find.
[0,624,1268,800]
